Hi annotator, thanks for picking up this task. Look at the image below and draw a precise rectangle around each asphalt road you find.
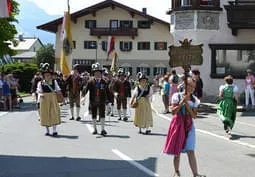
[0,95,254,177]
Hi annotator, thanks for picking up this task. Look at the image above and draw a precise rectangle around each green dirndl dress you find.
[217,86,237,129]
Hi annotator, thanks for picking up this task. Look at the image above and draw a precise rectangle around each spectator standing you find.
[3,75,11,110]
[169,70,179,106]
[192,69,203,100]
[244,69,255,109]
[161,75,170,113]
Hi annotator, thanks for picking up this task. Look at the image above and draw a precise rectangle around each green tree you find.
[0,0,20,57]
[36,43,55,69]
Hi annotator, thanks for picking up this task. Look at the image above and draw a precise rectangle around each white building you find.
[10,35,44,63]
[37,0,173,79]
[168,0,255,101]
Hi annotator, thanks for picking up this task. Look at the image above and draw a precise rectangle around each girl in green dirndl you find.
[217,75,238,138]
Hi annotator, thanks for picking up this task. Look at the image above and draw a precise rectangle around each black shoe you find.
[118,117,122,120]
[52,132,58,137]
[139,130,142,134]
[92,129,98,135]
[111,113,114,117]
[45,133,50,136]
[76,117,81,121]
[123,117,128,121]
[145,130,151,135]
[69,117,74,120]
[101,130,107,136]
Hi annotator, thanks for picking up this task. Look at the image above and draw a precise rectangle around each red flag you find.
[7,0,11,15]
[107,36,115,57]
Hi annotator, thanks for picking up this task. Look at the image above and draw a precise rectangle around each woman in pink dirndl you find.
[163,77,205,177]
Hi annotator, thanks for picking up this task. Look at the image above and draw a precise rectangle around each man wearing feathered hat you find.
[37,63,62,136]
[82,63,110,136]
[65,64,83,121]
[113,68,131,121]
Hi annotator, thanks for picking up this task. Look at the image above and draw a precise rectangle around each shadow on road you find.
[230,134,255,140]
[54,134,79,139]
[0,155,157,177]
[96,134,130,139]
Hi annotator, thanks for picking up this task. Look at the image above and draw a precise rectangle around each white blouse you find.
[219,84,238,95]
[37,80,61,93]
[171,92,200,108]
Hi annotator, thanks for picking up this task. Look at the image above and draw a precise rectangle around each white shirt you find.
[37,80,61,93]
[171,92,200,108]
[219,84,238,96]
[133,86,153,102]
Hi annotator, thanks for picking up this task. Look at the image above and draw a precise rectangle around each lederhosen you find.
[83,78,109,119]
[66,75,82,108]
[115,80,131,110]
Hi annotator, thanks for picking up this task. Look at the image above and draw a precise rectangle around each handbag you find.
[130,87,146,108]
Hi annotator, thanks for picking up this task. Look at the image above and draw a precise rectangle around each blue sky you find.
[26,0,170,22]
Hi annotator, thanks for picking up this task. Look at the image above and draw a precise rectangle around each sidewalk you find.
[151,92,247,114]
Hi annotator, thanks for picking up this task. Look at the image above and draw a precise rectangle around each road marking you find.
[86,124,94,133]
[112,149,159,177]
[0,112,8,117]
[151,106,255,150]
[197,129,255,149]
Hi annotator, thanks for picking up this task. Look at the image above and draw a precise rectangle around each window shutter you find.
[148,42,151,50]
[85,20,89,28]
[164,42,167,50]
[154,42,158,50]
[93,21,97,28]
[129,67,133,75]
[147,68,150,76]
[120,21,124,28]
[138,42,141,50]
[120,41,123,50]
[164,68,167,74]
[129,42,132,51]
[137,67,140,73]
[84,41,88,49]
[153,68,157,75]
[130,21,133,28]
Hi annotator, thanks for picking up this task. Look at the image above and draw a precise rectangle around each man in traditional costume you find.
[103,68,115,117]
[37,63,62,136]
[113,68,131,121]
[65,64,83,121]
[82,63,110,136]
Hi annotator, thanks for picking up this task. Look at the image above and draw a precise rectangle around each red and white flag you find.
[0,0,11,18]
[107,36,115,57]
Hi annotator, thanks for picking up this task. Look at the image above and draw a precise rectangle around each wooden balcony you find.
[224,1,255,36]
[90,28,138,38]
[167,0,222,14]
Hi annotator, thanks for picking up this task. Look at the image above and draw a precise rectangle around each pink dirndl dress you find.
[163,93,199,156]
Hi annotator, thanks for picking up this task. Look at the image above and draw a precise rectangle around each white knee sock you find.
[92,119,97,130]
[70,108,74,117]
[46,127,50,134]
[111,105,114,114]
[53,125,57,133]
[118,110,121,117]
[100,118,105,131]
[123,109,127,118]
[76,107,80,117]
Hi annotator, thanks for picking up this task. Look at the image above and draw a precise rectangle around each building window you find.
[73,41,76,49]
[84,41,97,49]
[137,67,150,76]
[120,21,133,28]
[153,67,167,75]
[110,20,118,29]
[120,41,132,51]
[138,42,150,50]
[122,67,133,75]
[154,42,167,50]
[85,20,96,28]
[209,44,255,78]
[181,0,192,6]
[101,41,108,51]
[200,0,213,6]
[138,21,151,29]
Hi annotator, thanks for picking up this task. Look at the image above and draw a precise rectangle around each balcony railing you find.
[90,27,138,37]
[167,0,221,14]
[224,1,255,36]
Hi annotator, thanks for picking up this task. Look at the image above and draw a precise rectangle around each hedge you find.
[0,63,38,93]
